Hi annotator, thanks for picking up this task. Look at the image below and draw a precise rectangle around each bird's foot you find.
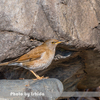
[25,84,30,87]
[19,78,24,80]
[38,76,49,79]
[33,76,49,80]
[30,70,49,80]
[25,76,49,86]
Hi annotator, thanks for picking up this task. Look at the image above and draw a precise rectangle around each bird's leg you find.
[30,70,48,80]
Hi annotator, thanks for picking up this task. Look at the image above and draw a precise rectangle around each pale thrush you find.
[0,39,62,79]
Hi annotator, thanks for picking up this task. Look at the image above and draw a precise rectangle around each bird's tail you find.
[0,62,9,66]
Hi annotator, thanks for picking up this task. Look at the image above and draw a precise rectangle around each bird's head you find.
[43,39,63,51]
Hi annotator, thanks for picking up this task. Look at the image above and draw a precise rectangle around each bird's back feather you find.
[0,44,49,66]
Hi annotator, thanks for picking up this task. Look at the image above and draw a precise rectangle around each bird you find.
[0,39,63,79]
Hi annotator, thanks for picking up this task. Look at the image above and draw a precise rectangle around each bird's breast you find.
[30,50,55,72]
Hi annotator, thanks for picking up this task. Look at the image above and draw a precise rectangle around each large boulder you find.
[0,78,63,100]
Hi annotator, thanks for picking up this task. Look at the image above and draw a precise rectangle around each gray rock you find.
[0,78,63,100]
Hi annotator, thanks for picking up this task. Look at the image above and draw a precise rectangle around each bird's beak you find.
[55,41,64,44]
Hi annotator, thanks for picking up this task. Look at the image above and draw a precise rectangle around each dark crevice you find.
[61,56,79,64]
[31,38,44,43]
[83,70,87,74]
[60,0,69,5]
[92,23,100,30]
[0,72,6,79]
[0,30,25,36]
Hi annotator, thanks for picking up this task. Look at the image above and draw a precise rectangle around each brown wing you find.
[16,45,47,63]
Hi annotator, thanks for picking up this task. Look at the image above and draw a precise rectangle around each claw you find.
[33,76,49,80]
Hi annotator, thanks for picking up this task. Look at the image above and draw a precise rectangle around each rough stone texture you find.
[0,78,63,100]
[0,0,100,93]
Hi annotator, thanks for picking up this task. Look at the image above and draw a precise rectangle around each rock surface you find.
[0,78,63,100]
[0,0,100,92]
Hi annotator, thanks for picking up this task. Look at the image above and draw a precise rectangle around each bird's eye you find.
[52,42,55,44]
